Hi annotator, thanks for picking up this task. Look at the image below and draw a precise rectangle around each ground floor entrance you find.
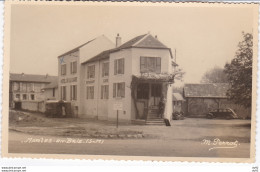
[14,101,21,110]
[135,82,164,120]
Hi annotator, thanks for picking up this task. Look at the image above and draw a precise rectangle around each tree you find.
[201,66,228,83]
[224,32,253,108]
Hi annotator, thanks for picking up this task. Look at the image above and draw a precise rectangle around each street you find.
[8,117,251,158]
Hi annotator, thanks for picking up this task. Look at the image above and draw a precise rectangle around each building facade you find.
[9,73,58,111]
[58,34,177,122]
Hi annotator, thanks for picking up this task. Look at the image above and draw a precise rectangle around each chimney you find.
[21,72,24,76]
[116,33,121,47]
[46,73,49,78]
[155,35,158,39]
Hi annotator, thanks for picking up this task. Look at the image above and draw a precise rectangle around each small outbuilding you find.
[183,83,251,119]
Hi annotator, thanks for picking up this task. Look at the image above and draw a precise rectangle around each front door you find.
[147,84,162,118]
[150,84,162,106]
[136,83,149,119]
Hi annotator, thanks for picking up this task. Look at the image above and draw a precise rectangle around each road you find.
[9,129,250,158]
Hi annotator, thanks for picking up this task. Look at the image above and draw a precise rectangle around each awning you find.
[132,73,175,83]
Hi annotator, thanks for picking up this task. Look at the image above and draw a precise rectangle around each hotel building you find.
[58,34,177,123]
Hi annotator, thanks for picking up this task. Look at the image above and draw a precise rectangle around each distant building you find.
[57,33,178,123]
[183,83,251,118]
[42,80,58,100]
[9,73,58,110]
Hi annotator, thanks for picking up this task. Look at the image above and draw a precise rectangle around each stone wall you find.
[21,101,45,112]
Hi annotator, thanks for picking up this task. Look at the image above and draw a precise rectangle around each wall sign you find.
[113,102,123,111]
[86,80,95,84]
[61,77,77,83]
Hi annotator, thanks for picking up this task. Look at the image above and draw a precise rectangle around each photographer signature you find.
[201,138,240,151]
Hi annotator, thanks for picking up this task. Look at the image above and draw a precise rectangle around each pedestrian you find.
[158,95,166,118]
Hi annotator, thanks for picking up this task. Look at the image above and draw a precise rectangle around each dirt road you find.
[9,119,251,158]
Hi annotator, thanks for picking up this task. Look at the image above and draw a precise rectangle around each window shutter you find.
[93,65,95,78]
[106,85,109,99]
[113,83,116,98]
[140,57,145,73]
[101,86,103,99]
[70,62,72,74]
[102,63,104,77]
[92,87,94,99]
[156,57,161,73]
[107,63,109,76]
[86,87,88,99]
[114,60,117,75]
[122,82,125,98]
[87,67,89,79]
[60,86,62,100]
[74,62,77,74]
[75,86,77,100]
[64,86,66,100]
[122,59,125,74]
[70,86,72,100]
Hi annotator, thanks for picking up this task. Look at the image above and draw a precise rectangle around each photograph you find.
[2,1,258,162]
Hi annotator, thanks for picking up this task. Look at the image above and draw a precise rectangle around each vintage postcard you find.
[1,1,258,163]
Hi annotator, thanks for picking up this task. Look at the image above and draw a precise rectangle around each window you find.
[113,82,125,98]
[30,94,35,100]
[27,83,34,92]
[70,85,77,101]
[61,86,66,101]
[114,58,124,75]
[137,83,149,99]
[13,82,20,91]
[61,64,66,76]
[15,94,20,99]
[22,94,27,100]
[52,88,55,97]
[86,86,94,99]
[70,61,77,74]
[21,83,27,92]
[101,85,109,99]
[34,83,42,92]
[151,84,162,97]
[102,62,109,77]
[87,65,95,79]
[140,57,161,73]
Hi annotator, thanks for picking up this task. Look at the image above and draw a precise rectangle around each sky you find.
[10,3,256,84]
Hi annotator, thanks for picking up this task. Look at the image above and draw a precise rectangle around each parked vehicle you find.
[172,111,185,120]
[206,108,238,120]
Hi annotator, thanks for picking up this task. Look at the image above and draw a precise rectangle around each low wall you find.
[21,101,45,112]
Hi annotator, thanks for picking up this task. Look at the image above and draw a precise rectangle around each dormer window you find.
[140,56,161,73]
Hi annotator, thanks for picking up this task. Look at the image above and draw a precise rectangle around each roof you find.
[58,38,96,58]
[184,83,229,98]
[10,73,58,83]
[134,34,168,49]
[43,80,58,89]
[83,33,171,64]
[173,93,185,101]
